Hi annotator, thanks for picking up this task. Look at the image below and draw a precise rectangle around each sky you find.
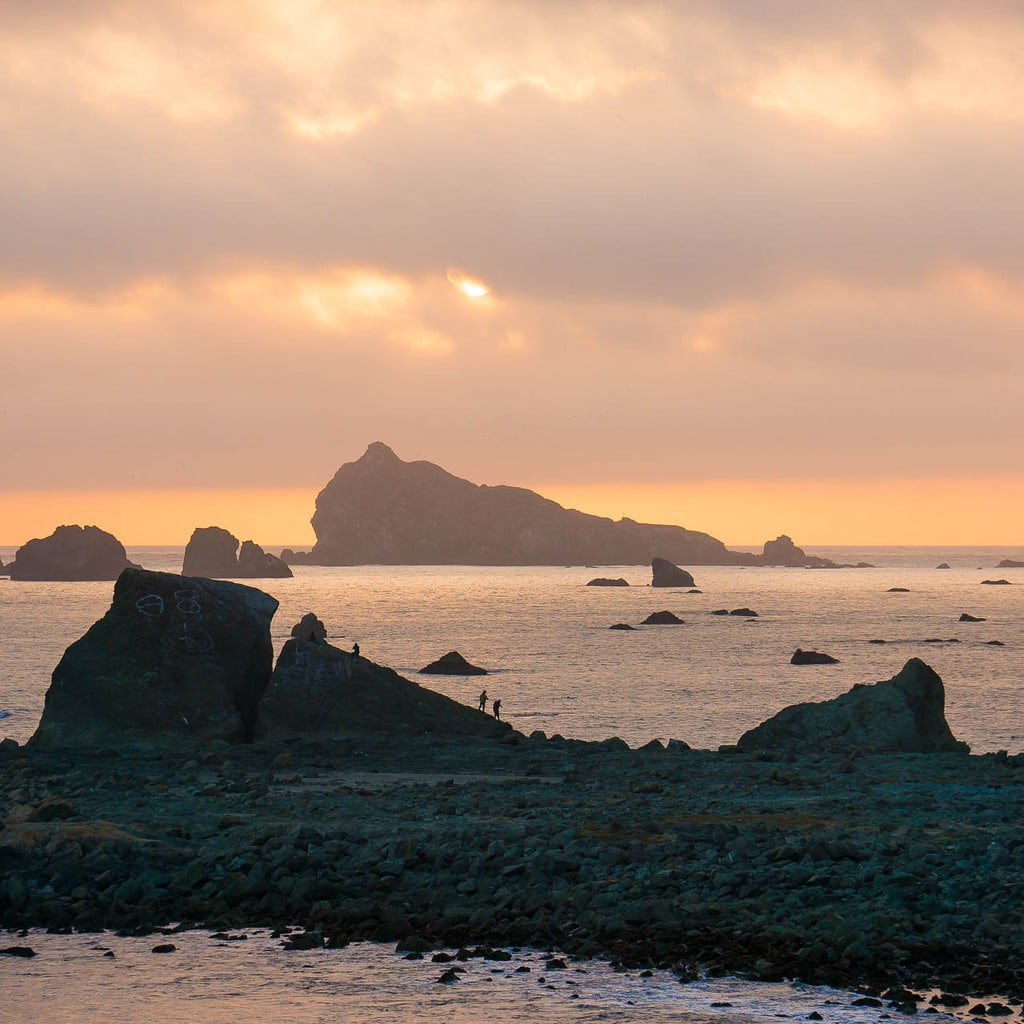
[2,1,1023,547]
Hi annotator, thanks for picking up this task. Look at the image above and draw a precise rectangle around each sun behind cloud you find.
[446,266,491,299]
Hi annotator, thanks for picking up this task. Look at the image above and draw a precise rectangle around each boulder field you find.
[3,567,1023,1004]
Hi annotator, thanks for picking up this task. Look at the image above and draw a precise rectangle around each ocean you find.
[1,545,1022,1021]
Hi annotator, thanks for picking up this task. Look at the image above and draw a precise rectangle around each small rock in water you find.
[609,623,637,630]
[437,967,462,984]
[587,577,629,587]
[981,579,1012,585]
[730,608,758,617]
[888,587,910,592]
[0,946,36,958]
[790,648,839,665]
[641,610,684,625]
[151,943,177,954]
[959,613,986,622]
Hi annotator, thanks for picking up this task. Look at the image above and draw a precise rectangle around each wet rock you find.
[0,946,36,957]
[730,608,758,617]
[651,558,695,588]
[641,611,684,625]
[959,613,986,622]
[151,943,176,953]
[587,578,628,587]
[29,567,278,750]
[608,623,637,630]
[437,967,462,983]
[419,651,488,675]
[888,587,910,593]
[791,649,839,665]
[738,658,969,754]
[981,579,1012,585]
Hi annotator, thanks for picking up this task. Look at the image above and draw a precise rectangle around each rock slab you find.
[260,641,508,739]
[737,657,969,754]
[29,567,279,750]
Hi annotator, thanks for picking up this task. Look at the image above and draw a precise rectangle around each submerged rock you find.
[791,649,839,665]
[29,567,278,750]
[651,557,695,588]
[6,525,137,581]
[737,657,969,754]
[419,651,488,675]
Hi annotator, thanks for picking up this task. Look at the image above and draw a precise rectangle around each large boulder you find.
[651,558,695,588]
[291,612,328,641]
[259,640,510,740]
[29,568,279,750]
[182,527,292,579]
[736,658,969,754]
[6,525,137,581]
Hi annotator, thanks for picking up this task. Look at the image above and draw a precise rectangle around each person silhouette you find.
[492,698,501,720]
[478,689,488,711]
[351,641,360,658]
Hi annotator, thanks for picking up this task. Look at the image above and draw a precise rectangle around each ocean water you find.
[1,546,1022,1021]
[1,546,1022,752]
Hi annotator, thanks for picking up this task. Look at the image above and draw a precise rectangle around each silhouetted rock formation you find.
[641,610,684,624]
[936,563,951,569]
[419,651,488,675]
[651,557,695,587]
[737,658,969,754]
[29,568,278,750]
[791,648,839,665]
[760,535,855,568]
[587,577,629,586]
[260,640,508,740]
[6,525,137,581]
[981,579,1012,585]
[959,613,986,623]
[997,559,1024,568]
[888,587,910,593]
[306,443,760,566]
[730,608,758,617]
[609,623,637,630]
[182,527,292,579]
[291,612,328,640]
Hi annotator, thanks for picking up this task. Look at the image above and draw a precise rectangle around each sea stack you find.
[651,557,695,587]
[5,525,137,581]
[182,527,292,579]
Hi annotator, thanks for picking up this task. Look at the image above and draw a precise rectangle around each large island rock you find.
[260,639,509,740]
[6,525,137,581]
[182,527,292,579]
[736,658,968,754]
[651,557,695,587]
[305,442,760,566]
[29,568,279,750]
[420,651,488,675]
[761,535,845,569]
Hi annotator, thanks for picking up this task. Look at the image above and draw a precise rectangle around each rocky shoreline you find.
[3,731,1023,1008]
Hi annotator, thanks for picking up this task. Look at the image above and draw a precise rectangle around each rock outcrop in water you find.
[587,577,629,587]
[304,443,761,566]
[29,568,279,750]
[420,651,488,675]
[182,527,292,579]
[737,657,968,754]
[650,557,695,587]
[5,525,137,581]
[260,640,506,740]
[791,648,839,665]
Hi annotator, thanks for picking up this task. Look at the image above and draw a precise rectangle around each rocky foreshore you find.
[2,733,1023,1006]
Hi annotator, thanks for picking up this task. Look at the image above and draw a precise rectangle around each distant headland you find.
[282,442,852,568]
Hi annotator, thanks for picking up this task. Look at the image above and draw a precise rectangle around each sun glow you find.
[446,266,490,299]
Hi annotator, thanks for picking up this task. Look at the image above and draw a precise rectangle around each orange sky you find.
[1,2,1022,547]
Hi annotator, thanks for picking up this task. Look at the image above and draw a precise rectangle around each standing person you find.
[492,698,501,720]
[352,641,360,658]
[478,689,488,712]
